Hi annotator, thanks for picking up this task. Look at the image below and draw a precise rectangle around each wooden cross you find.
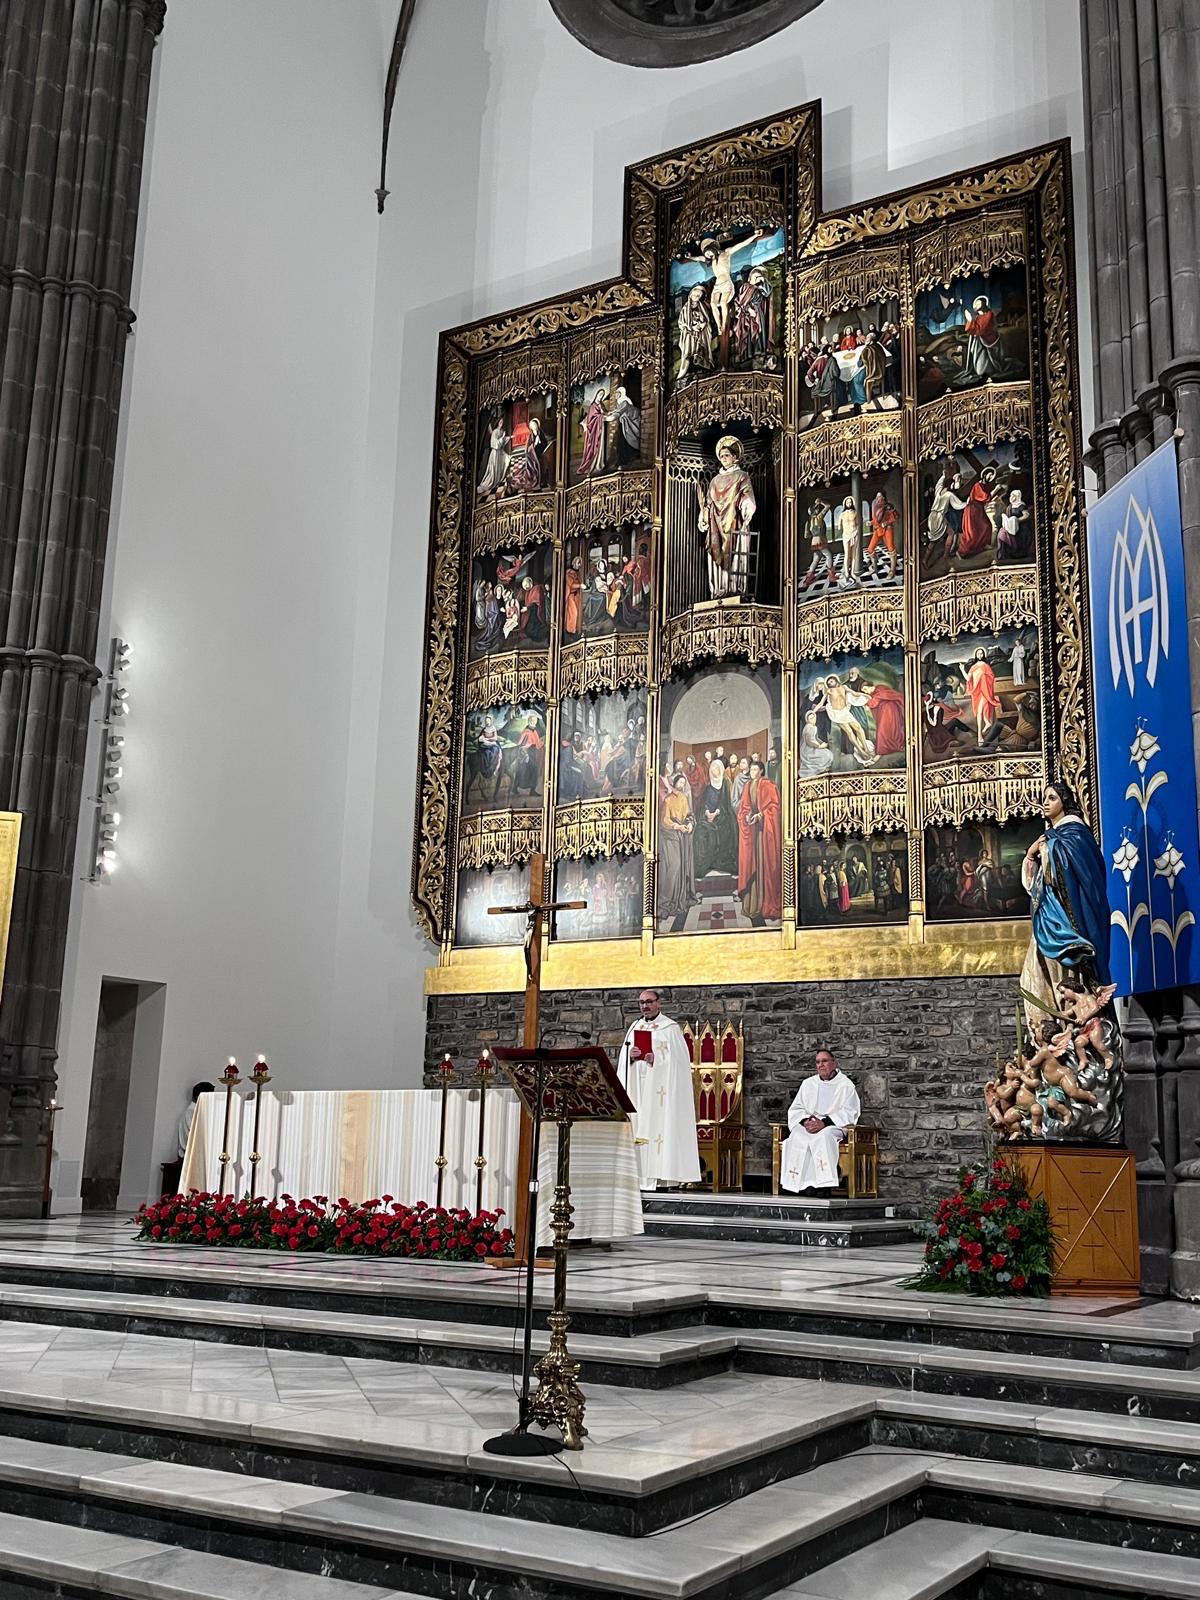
[488,851,586,1262]
[488,851,586,1050]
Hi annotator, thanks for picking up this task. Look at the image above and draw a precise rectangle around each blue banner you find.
[1088,438,1200,996]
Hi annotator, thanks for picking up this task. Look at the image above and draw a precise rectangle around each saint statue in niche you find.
[733,267,774,366]
[677,284,715,385]
[697,435,756,600]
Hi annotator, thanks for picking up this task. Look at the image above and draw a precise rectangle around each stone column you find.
[0,0,165,1212]
[1080,0,1200,1292]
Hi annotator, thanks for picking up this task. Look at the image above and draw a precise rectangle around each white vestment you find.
[617,1013,700,1190]
[780,1071,861,1192]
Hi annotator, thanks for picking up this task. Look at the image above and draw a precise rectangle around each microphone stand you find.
[484,1052,560,1456]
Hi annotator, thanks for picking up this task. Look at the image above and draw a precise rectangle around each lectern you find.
[484,1044,634,1453]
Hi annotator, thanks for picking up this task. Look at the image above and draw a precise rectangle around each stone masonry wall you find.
[425,977,1017,1210]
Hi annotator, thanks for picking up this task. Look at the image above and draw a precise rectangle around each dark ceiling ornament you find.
[377,0,419,214]
[549,0,825,68]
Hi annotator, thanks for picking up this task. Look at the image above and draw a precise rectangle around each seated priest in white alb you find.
[780,1048,861,1193]
[617,988,701,1192]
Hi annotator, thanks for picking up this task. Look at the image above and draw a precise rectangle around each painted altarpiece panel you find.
[412,106,1088,984]
[656,664,783,935]
[554,856,645,944]
[799,834,909,928]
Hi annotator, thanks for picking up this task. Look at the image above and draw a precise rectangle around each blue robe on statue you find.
[1029,819,1112,985]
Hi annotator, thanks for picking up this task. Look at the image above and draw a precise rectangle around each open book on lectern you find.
[490,1046,635,1123]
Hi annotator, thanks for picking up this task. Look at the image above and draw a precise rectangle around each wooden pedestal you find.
[1011,1145,1140,1297]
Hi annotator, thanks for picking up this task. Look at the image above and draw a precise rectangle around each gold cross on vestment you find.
[657,1084,667,1108]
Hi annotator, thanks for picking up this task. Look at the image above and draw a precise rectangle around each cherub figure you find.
[1020,1017,1096,1111]
[984,1064,1015,1131]
[986,1056,1045,1137]
[1057,980,1118,1073]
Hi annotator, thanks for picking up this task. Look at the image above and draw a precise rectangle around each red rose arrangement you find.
[133,1193,514,1261]
[908,1156,1053,1296]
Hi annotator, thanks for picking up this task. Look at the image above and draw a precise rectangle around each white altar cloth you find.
[179,1087,643,1247]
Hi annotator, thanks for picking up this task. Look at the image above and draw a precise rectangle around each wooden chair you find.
[769,1121,879,1199]
[683,1021,745,1193]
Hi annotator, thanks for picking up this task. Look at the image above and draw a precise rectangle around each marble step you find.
[14,1277,1200,1422]
[875,1388,1200,1488]
[0,1437,933,1599]
[710,1284,1200,1370]
[0,1508,422,1600]
[0,1248,711,1338]
[0,1368,884,1536]
[1,1248,1196,1373]
[8,1432,1200,1600]
[773,1516,1200,1598]
[0,1279,736,1389]
[7,1354,1200,1542]
[640,1195,903,1221]
[0,1276,1195,1434]
[642,1212,917,1247]
[737,1325,1200,1422]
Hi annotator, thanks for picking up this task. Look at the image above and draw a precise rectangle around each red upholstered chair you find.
[683,1021,745,1193]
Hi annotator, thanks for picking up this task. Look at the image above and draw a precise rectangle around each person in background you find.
[177,1081,215,1162]
[780,1049,861,1192]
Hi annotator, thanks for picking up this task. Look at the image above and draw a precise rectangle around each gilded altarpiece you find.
[414,106,1089,994]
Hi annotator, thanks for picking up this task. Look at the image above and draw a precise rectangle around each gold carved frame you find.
[412,105,1088,996]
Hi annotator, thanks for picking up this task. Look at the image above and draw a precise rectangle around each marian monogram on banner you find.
[1089,439,1200,995]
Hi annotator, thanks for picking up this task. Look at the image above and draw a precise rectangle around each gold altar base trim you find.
[427,922,1026,996]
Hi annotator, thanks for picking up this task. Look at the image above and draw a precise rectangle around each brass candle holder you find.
[435,1051,457,1207]
[474,1048,493,1214]
[247,1055,271,1200]
[40,1096,62,1220]
[218,1058,241,1197]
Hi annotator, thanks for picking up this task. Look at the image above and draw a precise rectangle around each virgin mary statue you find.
[1020,779,1111,1014]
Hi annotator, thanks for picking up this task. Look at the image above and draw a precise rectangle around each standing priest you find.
[617,989,701,1191]
[780,1048,861,1192]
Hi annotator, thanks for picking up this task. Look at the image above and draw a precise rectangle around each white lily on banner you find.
[1111,830,1146,993]
[1122,723,1167,988]
[1153,831,1195,985]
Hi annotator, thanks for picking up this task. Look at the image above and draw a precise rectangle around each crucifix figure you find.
[488,851,587,1050]
[488,851,587,1261]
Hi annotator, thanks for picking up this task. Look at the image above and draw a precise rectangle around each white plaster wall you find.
[54,0,1092,1206]
[54,0,395,1207]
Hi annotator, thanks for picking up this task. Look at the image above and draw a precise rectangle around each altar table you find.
[179,1087,643,1246]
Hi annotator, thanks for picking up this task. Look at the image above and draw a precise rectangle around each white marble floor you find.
[1,1214,1194,1338]
[0,1221,1198,1596]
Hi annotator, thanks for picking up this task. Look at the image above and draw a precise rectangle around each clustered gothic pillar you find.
[1081,0,1200,1294]
[0,0,164,1212]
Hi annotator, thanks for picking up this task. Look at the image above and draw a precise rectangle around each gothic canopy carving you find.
[548,0,826,68]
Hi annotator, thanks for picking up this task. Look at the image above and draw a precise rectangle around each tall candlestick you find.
[248,1055,271,1201]
[475,1048,493,1214]
[435,1051,456,1207]
[218,1058,241,1197]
